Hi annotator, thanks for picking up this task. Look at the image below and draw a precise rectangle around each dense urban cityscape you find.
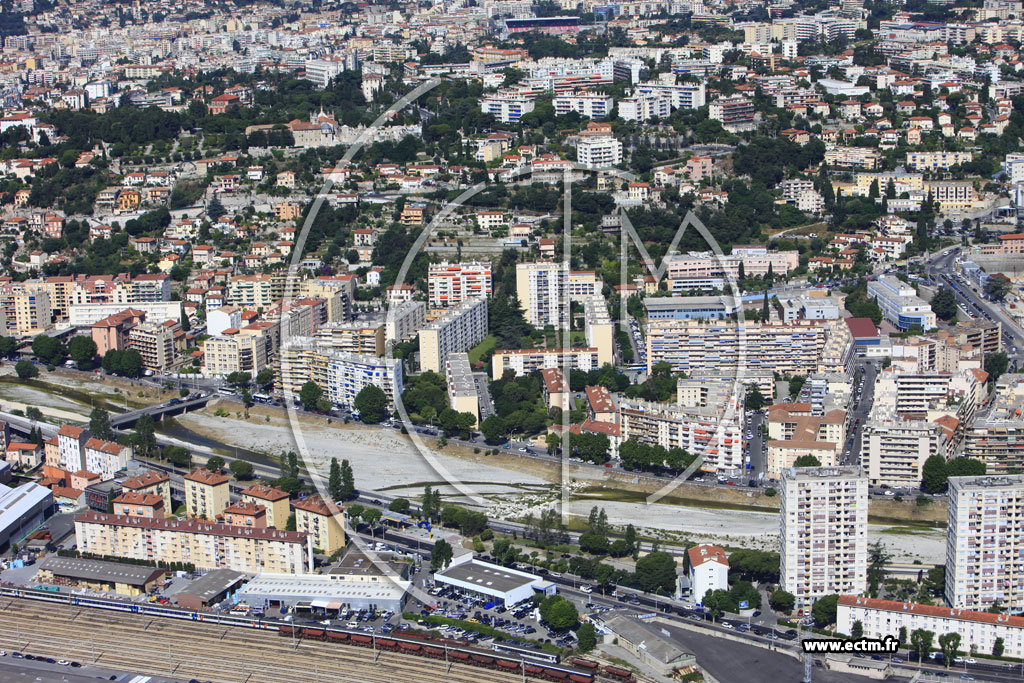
[0,0,1022,680]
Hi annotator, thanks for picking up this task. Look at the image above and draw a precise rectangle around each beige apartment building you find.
[74,511,309,574]
[240,482,292,530]
[419,297,488,373]
[765,404,846,478]
[293,496,346,554]
[128,322,179,372]
[583,295,614,367]
[120,471,172,514]
[203,332,271,377]
[314,321,385,356]
[12,290,52,334]
[619,397,744,474]
[184,468,231,520]
[445,352,479,425]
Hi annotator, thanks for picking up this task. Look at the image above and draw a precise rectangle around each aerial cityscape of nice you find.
[1,0,1024,682]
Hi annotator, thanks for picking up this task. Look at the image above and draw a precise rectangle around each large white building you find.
[619,398,744,474]
[481,93,536,123]
[688,544,729,606]
[867,276,937,331]
[861,414,949,488]
[516,262,568,328]
[576,136,623,167]
[780,466,868,607]
[428,261,492,308]
[325,352,404,412]
[419,297,488,374]
[946,475,1024,611]
[553,92,613,118]
[838,596,1024,659]
[491,347,600,380]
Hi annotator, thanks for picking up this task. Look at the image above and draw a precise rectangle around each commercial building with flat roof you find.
[175,569,247,610]
[867,275,936,331]
[236,572,410,613]
[0,481,52,551]
[434,556,553,605]
[37,555,165,597]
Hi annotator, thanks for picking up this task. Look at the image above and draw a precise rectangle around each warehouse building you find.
[433,556,554,606]
[175,569,247,610]
[37,556,165,597]
[235,572,410,614]
[0,481,53,551]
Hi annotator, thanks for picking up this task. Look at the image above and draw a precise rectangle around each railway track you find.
[0,598,522,683]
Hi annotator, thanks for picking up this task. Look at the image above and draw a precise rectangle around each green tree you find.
[867,541,891,598]
[133,413,156,456]
[32,335,65,365]
[206,456,225,472]
[299,381,323,411]
[328,457,342,501]
[480,414,506,442]
[353,384,388,423]
[576,622,597,653]
[985,352,1009,383]
[431,538,453,570]
[539,595,579,630]
[811,594,840,626]
[285,513,297,531]
[634,551,677,593]
[228,460,254,479]
[226,371,251,387]
[946,457,986,478]
[15,360,37,379]
[68,335,98,369]
[911,628,934,661]
[986,274,1011,302]
[769,589,795,612]
[255,368,275,390]
[89,407,114,441]
[207,195,226,220]
[340,459,355,500]
[0,336,17,357]
[793,455,822,467]
[921,454,948,493]
[389,498,411,514]
[993,636,1005,657]
[851,620,864,638]
[938,632,961,668]
[744,386,766,410]
[931,288,958,321]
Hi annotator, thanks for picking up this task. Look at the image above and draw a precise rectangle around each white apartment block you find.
[516,262,568,328]
[576,136,623,167]
[83,438,132,481]
[688,544,729,606]
[481,93,536,123]
[491,347,600,380]
[632,82,706,109]
[838,596,1024,660]
[1004,153,1024,184]
[646,319,842,377]
[553,92,613,118]
[325,352,404,412]
[946,475,1024,611]
[385,300,426,343]
[780,466,868,607]
[617,94,671,122]
[965,374,1024,474]
[419,297,489,374]
[862,414,949,488]
[74,511,310,575]
[428,261,492,308]
[619,398,744,474]
[867,276,937,331]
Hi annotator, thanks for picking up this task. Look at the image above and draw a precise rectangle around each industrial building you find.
[433,556,554,606]
[36,556,166,597]
[235,572,410,614]
[0,481,53,551]
[174,569,247,610]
